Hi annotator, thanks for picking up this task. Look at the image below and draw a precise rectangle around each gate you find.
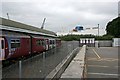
[79,38,95,47]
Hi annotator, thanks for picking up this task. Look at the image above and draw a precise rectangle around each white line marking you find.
[92,49,101,59]
[88,65,119,68]
[115,66,119,68]
[88,65,110,68]
[88,58,118,61]
[88,72,118,76]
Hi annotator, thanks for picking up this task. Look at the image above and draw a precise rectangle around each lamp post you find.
[7,13,9,19]
[98,24,99,36]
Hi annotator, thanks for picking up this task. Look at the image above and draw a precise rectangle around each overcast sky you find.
[0,0,119,33]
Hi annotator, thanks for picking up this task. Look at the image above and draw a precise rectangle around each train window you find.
[16,40,20,43]
[36,40,45,46]
[50,40,52,44]
[11,40,15,43]
[40,40,42,46]
[1,40,4,49]
[11,39,20,48]
[41,40,43,45]
[36,40,41,46]
[53,40,54,44]
[41,40,45,46]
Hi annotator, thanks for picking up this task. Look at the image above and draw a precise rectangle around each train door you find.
[0,38,5,60]
[45,39,48,50]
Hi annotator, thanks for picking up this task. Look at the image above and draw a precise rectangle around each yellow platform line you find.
[92,49,101,59]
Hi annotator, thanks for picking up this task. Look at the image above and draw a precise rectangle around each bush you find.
[60,34,113,41]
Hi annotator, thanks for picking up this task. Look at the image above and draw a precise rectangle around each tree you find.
[106,17,120,37]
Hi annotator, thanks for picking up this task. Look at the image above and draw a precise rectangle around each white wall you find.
[95,40,112,47]
[113,38,120,47]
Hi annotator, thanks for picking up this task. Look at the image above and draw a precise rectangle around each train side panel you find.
[5,37,31,59]
[32,38,45,54]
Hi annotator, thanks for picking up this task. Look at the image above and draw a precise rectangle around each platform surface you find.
[60,45,86,79]
[86,47,119,79]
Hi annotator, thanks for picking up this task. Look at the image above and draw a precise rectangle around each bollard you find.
[0,61,2,80]
[19,60,22,78]
[72,41,74,50]
[43,52,46,59]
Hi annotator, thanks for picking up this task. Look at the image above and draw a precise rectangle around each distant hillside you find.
[106,17,120,37]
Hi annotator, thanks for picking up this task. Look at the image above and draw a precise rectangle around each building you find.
[0,17,57,37]
[57,28,106,36]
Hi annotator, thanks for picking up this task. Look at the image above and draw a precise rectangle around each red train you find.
[0,31,61,60]
[0,17,61,61]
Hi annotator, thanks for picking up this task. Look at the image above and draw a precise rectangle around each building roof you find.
[0,17,57,37]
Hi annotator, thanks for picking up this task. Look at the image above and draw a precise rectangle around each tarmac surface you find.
[2,41,79,78]
[86,47,119,79]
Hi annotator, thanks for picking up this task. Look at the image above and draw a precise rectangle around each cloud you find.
[1,0,119,33]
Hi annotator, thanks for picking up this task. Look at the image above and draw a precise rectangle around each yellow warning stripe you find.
[92,49,101,59]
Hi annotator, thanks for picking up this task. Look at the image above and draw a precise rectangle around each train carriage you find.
[32,36,46,53]
[0,31,61,60]
[0,31,31,60]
